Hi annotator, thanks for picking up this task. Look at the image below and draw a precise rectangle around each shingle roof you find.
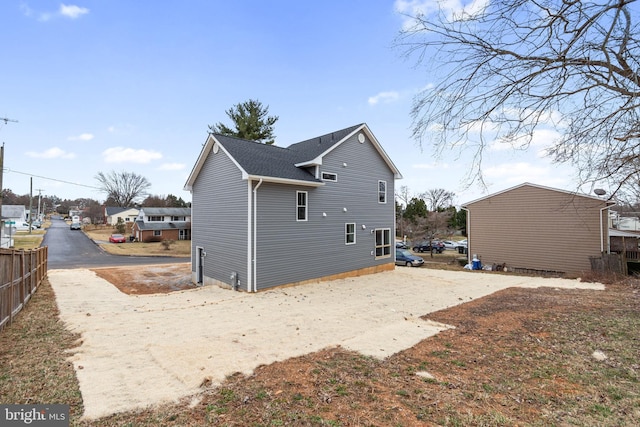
[184,123,401,191]
[135,220,190,231]
[213,134,319,183]
[140,207,191,217]
[1,205,26,220]
[287,123,363,161]
[105,207,135,216]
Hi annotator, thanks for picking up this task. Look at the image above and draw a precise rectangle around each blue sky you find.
[0,1,577,206]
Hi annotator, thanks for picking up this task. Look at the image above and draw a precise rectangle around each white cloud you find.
[22,3,89,21]
[368,91,400,106]
[483,161,569,189]
[395,0,489,29]
[25,147,76,159]
[68,133,94,141]
[60,4,89,19]
[102,147,162,164]
[157,163,185,171]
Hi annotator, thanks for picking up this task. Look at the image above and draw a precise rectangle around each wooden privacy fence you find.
[0,247,48,331]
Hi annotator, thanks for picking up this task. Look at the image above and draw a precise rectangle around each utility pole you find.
[36,189,44,220]
[0,118,18,247]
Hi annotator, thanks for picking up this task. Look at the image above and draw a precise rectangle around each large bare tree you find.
[95,170,151,207]
[422,188,455,211]
[396,0,640,198]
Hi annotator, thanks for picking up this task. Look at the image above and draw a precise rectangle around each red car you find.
[109,234,127,243]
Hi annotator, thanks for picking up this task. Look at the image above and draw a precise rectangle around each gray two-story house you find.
[184,123,402,292]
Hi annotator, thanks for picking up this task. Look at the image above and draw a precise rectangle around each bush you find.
[161,239,176,250]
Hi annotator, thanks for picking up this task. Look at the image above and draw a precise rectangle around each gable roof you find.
[105,206,138,216]
[462,182,616,207]
[184,123,402,191]
[1,205,26,219]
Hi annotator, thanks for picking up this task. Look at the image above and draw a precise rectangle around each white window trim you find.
[378,180,387,204]
[374,228,392,259]
[153,230,162,236]
[322,172,338,182]
[296,191,308,222]
[345,223,356,245]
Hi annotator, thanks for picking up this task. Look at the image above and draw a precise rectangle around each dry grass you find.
[1,262,639,426]
[83,225,190,257]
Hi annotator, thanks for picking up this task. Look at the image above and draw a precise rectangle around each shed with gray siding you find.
[184,123,402,291]
[462,183,614,276]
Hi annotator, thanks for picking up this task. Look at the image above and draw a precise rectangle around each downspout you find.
[461,206,470,263]
[247,181,253,292]
[252,179,263,292]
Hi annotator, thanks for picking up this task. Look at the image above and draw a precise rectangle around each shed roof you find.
[462,182,616,207]
[609,228,640,238]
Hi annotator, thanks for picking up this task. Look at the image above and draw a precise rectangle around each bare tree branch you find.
[396,0,640,197]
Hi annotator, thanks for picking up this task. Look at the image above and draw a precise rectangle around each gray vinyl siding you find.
[254,132,395,290]
[191,146,248,287]
[466,185,607,276]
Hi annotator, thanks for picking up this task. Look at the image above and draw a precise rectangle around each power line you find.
[2,167,102,190]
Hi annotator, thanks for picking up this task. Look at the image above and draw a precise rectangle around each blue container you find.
[472,259,481,270]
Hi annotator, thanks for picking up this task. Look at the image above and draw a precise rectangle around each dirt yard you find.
[47,264,619,424]
[91,263,194,294]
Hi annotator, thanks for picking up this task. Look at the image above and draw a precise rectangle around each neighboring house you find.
[104,206,140,226]
[132,207,191,242]
[462,183,614,277]
[1,205,27,248]
[610,228,640,275]
[617,216,640,232]
[1,205,27,225]
[184,123,402,292]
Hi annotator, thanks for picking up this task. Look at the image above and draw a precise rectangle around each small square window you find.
[322,172,337,182]
[153,230,162,236]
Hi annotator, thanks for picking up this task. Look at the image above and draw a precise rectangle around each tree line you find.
[396,186,466,245]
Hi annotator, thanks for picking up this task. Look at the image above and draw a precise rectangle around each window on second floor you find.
[171,216,185,221]
[148,216,163,222]
[322,172,337,182]
[378,180,387,204]
[296,191,307,221]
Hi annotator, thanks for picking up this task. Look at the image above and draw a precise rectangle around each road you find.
[42,216,188,269]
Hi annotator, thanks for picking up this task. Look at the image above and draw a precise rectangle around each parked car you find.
[109,233,127,243]
[70,222,82,230]
[412,241,445,253]
[17,222,37,230]
[441,240,460,250]
[395,241,408,249]
[395,248,424,267]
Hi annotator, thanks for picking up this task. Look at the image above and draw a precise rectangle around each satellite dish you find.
[594,189,606,196]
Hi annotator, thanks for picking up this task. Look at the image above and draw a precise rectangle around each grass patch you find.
[83,225,190,257]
